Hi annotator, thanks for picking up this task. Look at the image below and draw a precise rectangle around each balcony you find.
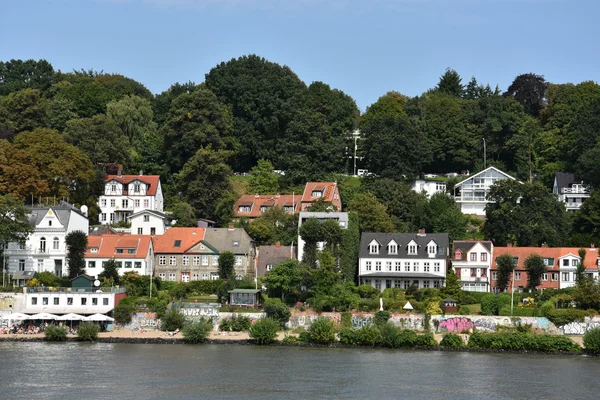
[562,187,589,194]
[4,247,56,256]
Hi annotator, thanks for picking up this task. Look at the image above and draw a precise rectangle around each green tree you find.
[0,59,55,96]
[313,251,341,295]
[34,271,60,287]
[496,254,516,292]
[65,231,87,279]
[0,89,48,136]
[265,259,302,302]
[262,298,291,327]
[421,193,467,242]
[573,190,600,241]
[0,194,33,245]
[503,73,548,117]
[576,248,587,285]
[347,193,395,233]
[247,206,298,246]
[524,253,546,290]
[299,217,322,268]
[99,258,120,284]
[320,218,343,254]
[435,68,464,97]
[248,159,279,194]
[440,269,462,301]
[573,276,600,310]
[153,81,199,126]
[339,212,360,282]
[0,141,49,198]
[218,251,235,281]
[46,96,77,131]
[169,202,197,227]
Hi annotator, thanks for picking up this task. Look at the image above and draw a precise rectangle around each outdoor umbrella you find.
[4,313,30,320]
[29,313,59,320]
[56,313,85,321]
[83,313,114,322]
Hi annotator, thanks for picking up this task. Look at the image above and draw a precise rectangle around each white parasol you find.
[29,313,60,320]
[4,312,31,320]
[83,313,114,322]
[56,313,85,321]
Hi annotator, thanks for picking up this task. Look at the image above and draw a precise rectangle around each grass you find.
[468,304,482,314]
[184,296,218,303]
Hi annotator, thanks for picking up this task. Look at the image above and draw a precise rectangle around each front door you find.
[54,260,62,276]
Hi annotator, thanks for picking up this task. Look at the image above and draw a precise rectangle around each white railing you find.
[562,187,589,194]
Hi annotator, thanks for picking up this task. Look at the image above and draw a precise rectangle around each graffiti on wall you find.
[390,314,425,331]
[127,312,159,329]
[438,317,474,333]
[560,317,600,335]
[433,315,557,334]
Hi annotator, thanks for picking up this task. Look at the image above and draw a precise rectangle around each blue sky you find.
[1,0,598,111]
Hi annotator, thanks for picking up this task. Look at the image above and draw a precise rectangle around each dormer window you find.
[48,220,52,227]
[233,241,239,247]
[111,184,116,192]
[369,243,379,254]
[454,249,462,260]
[428,245,436,254]
[312,190,323,198]
[408,245,417,255]
[90,247,98,253]
[388,242,398,255]
[134,183,141,193]
[260,206,269,213]
[238,206,251,213]
[143,215,150,222]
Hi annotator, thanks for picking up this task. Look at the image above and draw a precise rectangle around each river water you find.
[0,342,599,399]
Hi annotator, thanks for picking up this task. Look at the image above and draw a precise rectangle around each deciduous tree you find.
[66,231,87,279]
[496,254,516,292]
[0,194,34,244]
[265,259,302,302]
[504,73,548,117]
[524,253,546,290]
[248,159,279,194]
[347,193,395,233]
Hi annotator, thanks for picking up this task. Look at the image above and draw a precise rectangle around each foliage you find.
[436,68,464,97]
[346,193,395,233]
[299,217,322,267]
[440,269,462,301]
[495,254,516,293]
[0,194,34,243]
[426,301,443,315]
[546,309,587,327]
[524,253,547,290]
[114,298,136,324]
[0,59,55,96]
[421,193,468,242]
[263,298,291,328]
[307,318,337,344]
[218,251,235,281]
[161,309,186,331]
[77,322,99,342]
[481,294,510,316]
[573,276,600,310]
[374,310,391,327]
[340,212,360,282]
[182,318,213,344]
[248,159,279,194]
[169,201,197,227]
[265,259,302,302]
[44,325,67,342]
[468,332,580,352]
[458,305,471,315]
[65,230,87,279]
[246,206,298,246]
[249,318,280,344]
[576,248,587,285]
[219,315,251,332]
[583,327,600,354]
[504,73,548,117]
[440,333,465,348]
[98,258,120,284]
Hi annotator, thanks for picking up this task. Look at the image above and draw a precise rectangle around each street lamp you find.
[346,129,361,176]
[482,137,487,169]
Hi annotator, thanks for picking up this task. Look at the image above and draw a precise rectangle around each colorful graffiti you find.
[127,312,159,329]
[438,317,474,333]
[561,317,600,335]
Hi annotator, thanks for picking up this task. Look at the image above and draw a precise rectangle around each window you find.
[563,259,569,267]
[388,243,397,254]
[103,298,109,306]
[212,256,219,266]
[136,227,142,234]
[386,261,392,271]
[110,213,115,223]
[481,253,487,262]
[434,281,441,288]
[470,253,477,261]
[552,273,558,281]
[169,256,177,266]
[311,190,323,198]
[159,256,166,265]
[211,273,219,281]
[201,256,208,266]
[202,273,209,280]
[111,184,116,192]
[404,262,410,272]
[169,273,176,281]
[81,298,87,305]
[159,273,166,280]
[454,250,462,260]
[573,259,580,267]
[135,199,140,208]
[404,281,411,290]
[92,298,98,306]
[32,297,38,305]
[116,249,124,254]
[413,262,419,272]
[395,262,401,272]
[19,259,25,271]
[48,220,52,227]
[182,272,190,283]
[375,279,381,290]
[369,243,379,254]
[428,245,436,254]
[375,262,382,271]
[40,237,46,252]
[88,261,96,269]
[481,268,487,278]
[515,272,522,280]
[53,298,59,305]
[562,272,570,282]
[542,273,548,281]
[110,199,116,207]
[174,240,181,248]
[101,213,107,222]
[365,261,372,271]
[134,183,141,193]
[115,261,122,268]
[101,199,107,207]
[37,259,43,270]
[471,268,476,277]
[194,256,201,266]
[386,279,392,289]
[192,273,199,281]
[260,206,270,213]
[233,241,239,247]
[423,280,430,289]
[408,245,417,255]
[125,262,132,269]
[434,262,440,272]
[492,272,498,280]
[183,256,189,266]
[423,262,430,272]
[235,256,243,266]
[394,279,402,288]
[122,199,129,209]
[238,206,251,213]
[143,215,150,222]
[236,275,242,280]
[144,199,149,208]
[42,297,48,305]
[134,262,142,269]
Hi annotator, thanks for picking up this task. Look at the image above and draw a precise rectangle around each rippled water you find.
[0,342,599,399]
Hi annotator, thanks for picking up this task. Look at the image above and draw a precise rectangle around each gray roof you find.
[27,202,86,228]
[298,212,349,227]
[453,240,492,253]
[359,232,449,259]
[202,228,254,254]
[257,245,296,275]
[127,209,172,220]
[554,172,577,190]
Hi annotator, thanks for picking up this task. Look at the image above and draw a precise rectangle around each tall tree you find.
[0,59,55,95]
[576,248,587,285]
[248,159,279,194]
[496,253,516,293]
[421,192,468,242]
[99,258,120,284]
[218,251,235,280]
[435,68,464,97]
[153,81,199,126]
[440,269,462,300]
[0,140,49,198]
[169,201,197,227]
[524,253,546,290]
[265,259,303,302]
[0,194,34,244]
[339,212,360,283]
[299,217,322,268]
[347,193,395,233]
[504,73,548,117]
[66,231,87,279]
[0,89,48,137]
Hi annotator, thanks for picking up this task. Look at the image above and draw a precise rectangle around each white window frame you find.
[159,256,166,266]
[182,256,189,266]
[169,256,177,266]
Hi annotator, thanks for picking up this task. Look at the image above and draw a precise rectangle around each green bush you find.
[499,306,536,317]
[182,318,213,344]
[339,328,360,345]
[114,298,136,324]
[458,306,471,315]
[357,325,381,346]
[44,325,67,342]
[539,301,555,318]
[481,294,508,316]
[161,309,186,331]
[547,309,587,327]
[379,322,401,348]
[308,318,336,344]
[263,298,291,328]
[77,322,99,342]
[440,333,464,348]
[340,312,352,329]
[415,332,436,347]
[583,327,600,354]
[374,310,390,326]
[468,332,580,352]
[249,318,280,344]
[219,315,252,332]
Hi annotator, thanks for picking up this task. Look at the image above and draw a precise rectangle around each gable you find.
[37,209,65,229]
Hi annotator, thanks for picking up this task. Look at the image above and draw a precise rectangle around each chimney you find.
[117,169,122,177]
[139,170,143,176]
[541,242,548,248]
[275,241,281,248]
[591,243,596,249]
[417,228,425,236]
[507,243,513,248]
[228,224,235,231]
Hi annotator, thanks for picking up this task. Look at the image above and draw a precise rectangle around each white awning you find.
[20,306,113,314]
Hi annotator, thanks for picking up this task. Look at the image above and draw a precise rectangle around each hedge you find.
[546,309,587,327]
[468,332,580,352]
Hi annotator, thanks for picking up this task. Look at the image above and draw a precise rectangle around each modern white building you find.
[97,172,163,225]
[553,172,590,212]
[128,210,172,236]
[451,240,493,292]
[297,212,349,262]
[453,167,517,216]
[409,179,447,198]
[358,230,449,291]
[5,202,89,278]
[85,234,154,277]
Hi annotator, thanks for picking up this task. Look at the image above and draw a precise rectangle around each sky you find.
[1,0,598,111]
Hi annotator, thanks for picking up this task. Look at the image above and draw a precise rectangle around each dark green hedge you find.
[468,332,580,352]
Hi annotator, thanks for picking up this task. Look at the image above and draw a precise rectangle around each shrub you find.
[481,294,505,316]
[379,322,401,348]
[415,332,436,347]
[374,310,390,326]
[263,298,291,328]
[547,309,587,327]
[539,301,555,318]
[182,318,213,344]
[356,325,381,346]
[219,315,252,332]
[468,332,580,352]
[341,312,352,329]
[440,333,464,348]
[339,328,360,345]
[499,306,536,317]
[249,318,280,344]
[161,309,186,331]
[583,327,600,354]
[44,325,67,342]
[114,299,136,324]
[458,306,471,315]
[308,318,336,344]
[77,323,99,342]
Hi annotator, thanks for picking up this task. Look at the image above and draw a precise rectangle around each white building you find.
[297,212,349,262]
[17,287,125,315]
[98,172,163,225]
[85,234,154,277]
[553,172,590,212]
[358,230,449,291]
[5,202,89,277]
[409,179,447,198]
[128,210,172,236]
[453,167,517,216]
[451,240,493,292]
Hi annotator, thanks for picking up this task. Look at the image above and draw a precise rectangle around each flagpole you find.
[510,269,515,315]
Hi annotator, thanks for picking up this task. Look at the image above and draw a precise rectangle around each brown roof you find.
[105,175,161,196]
[234,194,299,218]
[85,234,152,259]
[301,182,337,203]
[492,246,599,271]
[152,227,206,253]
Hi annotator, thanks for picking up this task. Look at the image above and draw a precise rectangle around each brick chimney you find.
[417,228,426,236]
[541,242,548,248]
[275,241,281,248]
[228,224,235,231]
[507,243,513,248]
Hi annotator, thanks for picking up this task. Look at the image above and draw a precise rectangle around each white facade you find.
[5,204,89,277]
[453,167,517,216]
[98,175,164,224]
[558,253,581,289]
[552,173,590,212]
[129,210,170,236]
[18,289,122,314]
[451,241,493,292]
[85,252,153,278]
[410,179,447,198]
[297,212,349,262]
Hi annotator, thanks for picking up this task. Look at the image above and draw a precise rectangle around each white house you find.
[17,287,126,315]
[358,230,449,291]
[409,179,447,198]
[553,172,590,212]
[297,212,349,262]
[451,240,493,292]
[453,166,518,216]
[128,210,172,236]
[97,172,163,225]
[85,234,154,277]
[5,202,89,278]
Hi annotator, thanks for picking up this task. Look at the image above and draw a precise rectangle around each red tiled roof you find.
[85,234,152,259]
[301,182,337,203]
[492,247,599,271]
[105,175,161,196]
[152,228,206,253]
[234,195,299,218]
